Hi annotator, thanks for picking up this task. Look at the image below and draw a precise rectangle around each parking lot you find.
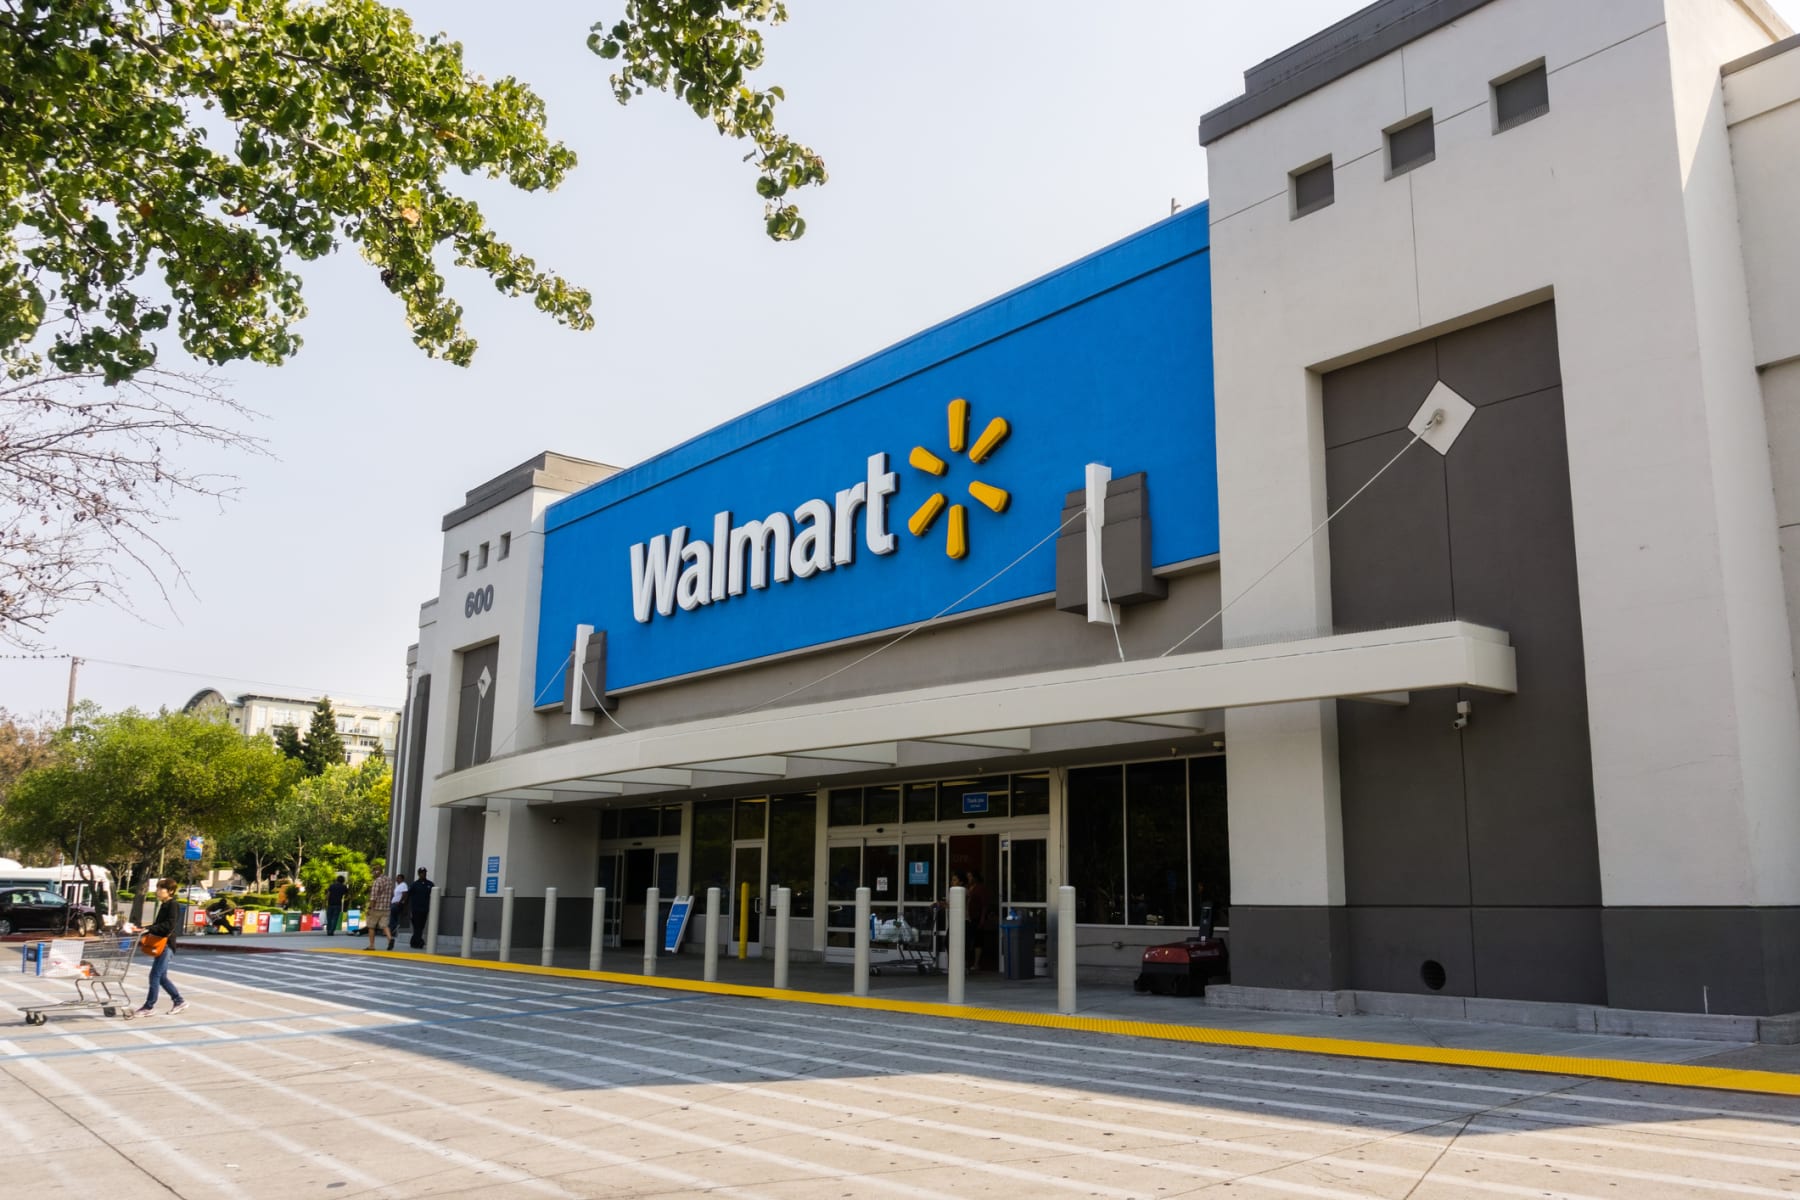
[1,949,1799,1198]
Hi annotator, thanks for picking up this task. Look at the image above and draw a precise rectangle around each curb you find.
[297,945,1800,1099]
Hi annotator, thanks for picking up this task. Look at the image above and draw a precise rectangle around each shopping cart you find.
[868,911,941,976]
[17,936,139,1025]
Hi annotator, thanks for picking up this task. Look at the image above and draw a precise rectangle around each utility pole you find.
[64,656,81,727]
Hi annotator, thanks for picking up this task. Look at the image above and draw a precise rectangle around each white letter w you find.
[630,526,687,623]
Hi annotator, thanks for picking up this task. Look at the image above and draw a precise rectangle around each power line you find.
[2,650,401,708]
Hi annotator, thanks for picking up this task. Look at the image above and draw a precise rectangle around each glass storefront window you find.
[904,782,936,824]
[734,797,767,839]
[1068,766,1123,923]
[620,806,659,839]
[863,842,899,904]
[1189,756,1230,926]
[600,810,620,840]
[689,800,731,901]
[768,794,817,917]
[828,788,862,826]
[1011,772,1050,816]
[827,845,861,902]
[659,805,684,837]
[864,784,900,826]
[1126,760,1188,927]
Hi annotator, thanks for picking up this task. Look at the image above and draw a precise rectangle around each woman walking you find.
[136,879,188,1017]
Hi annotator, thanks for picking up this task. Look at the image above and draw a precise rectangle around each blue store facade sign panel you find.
[535,209,1218,698]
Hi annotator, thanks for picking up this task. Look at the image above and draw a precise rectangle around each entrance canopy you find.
[433,621,1514,808]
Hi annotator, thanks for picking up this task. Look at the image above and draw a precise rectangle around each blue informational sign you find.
[908,861,930,886]
[483,876,498,896]
[183,836,203,861]
[962,792,990,815]
[486,856,500,875]
[662,895,694,953]
[535,209,1218,697]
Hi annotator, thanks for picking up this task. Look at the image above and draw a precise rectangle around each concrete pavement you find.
[180,930,1800,1094]
[5,948,1800,1198]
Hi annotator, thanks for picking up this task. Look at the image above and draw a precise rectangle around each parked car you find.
[0,887,101,936]
[221,881,250,894]
[180,885,212,903]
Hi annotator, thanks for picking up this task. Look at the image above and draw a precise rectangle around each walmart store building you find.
[392,0,1800,1020]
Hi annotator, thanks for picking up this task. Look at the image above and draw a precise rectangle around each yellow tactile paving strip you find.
[306,945,1800,1098]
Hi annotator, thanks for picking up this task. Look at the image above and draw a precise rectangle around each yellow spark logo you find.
[906,398,1011,559]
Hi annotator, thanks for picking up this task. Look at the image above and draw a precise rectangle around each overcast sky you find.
[6,0,1795,720]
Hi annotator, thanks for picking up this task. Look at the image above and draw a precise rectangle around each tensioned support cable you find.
[1160,415,1441,660]
[731,508,1087,717]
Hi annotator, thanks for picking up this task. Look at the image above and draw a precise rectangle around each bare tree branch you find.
[0,366,265,643]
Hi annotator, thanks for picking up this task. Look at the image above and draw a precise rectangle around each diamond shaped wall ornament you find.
[1410,380,1476,456]
[477,665,492,699]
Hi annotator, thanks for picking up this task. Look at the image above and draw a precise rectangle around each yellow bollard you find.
[738,882,750,959]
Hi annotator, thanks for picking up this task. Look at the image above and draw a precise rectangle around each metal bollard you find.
[499,887,515,963]
[947,886,966,1005]
[425,885,442,955]
[541,886,558,969]
[589,887,605,972]
[704,887,720,982]
[643,886,659,976]
[460,886,475,959]
[1057,885,1077,1015]
[773,886,791,990]
[853,886,871,997]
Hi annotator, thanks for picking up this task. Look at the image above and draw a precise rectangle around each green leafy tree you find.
[299,842,372,909]
[271,723,304,761]
[1,2,820,639]
[0,0,595,383]
[591,1,825,241]
[0,708,58,857]
[300,697,346,776]
[0,708,294,922]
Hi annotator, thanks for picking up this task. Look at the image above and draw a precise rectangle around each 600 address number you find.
[465,585,495,618]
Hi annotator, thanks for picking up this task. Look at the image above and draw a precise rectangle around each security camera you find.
[1452,700,1471,731]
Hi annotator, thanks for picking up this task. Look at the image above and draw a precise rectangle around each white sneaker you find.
[170,1001,188,1015]
[134,1007,156,1018]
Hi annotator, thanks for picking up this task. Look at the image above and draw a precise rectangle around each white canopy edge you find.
[431,620,1514,808]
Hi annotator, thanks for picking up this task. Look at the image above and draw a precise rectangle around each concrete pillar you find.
[643,886,659,976]
[704,886,720,983]
[947,886,966,1005]
[540,887,558,969]
[498,886,515,963]
[773,886,791,990]
[853,886,871,997]
[1057,885,1077,1015]
[459,886,475,958]
[589,887,605,972]
[424,885,442,955]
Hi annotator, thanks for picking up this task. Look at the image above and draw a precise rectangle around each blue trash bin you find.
[1000,919,1032,980]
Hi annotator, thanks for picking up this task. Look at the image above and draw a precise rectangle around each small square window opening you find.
[1493,61,1549,132]
[1290,157,1334,219]
[499,533,511,560]
[1386,112,1435,177]
[478,542,490,569]
[457,551,469,578]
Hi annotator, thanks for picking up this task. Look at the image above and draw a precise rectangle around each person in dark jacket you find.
[325,874,348,935]
[407,868,435,950]
[136,878,187,1017]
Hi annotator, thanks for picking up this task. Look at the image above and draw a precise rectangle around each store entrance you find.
[943,834,1047,972]
[731,842,765,953]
